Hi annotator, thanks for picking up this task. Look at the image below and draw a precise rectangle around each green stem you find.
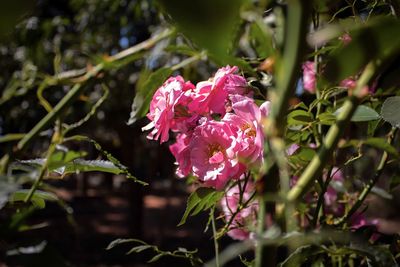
[24,130,59,202]
[211,207,220,267]
[335,127,397,226]
[254,197,266,267]
[287,61,377,202]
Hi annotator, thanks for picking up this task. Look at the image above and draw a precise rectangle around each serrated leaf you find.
[127,67,173,125]
[59,159,122,175]
[335,105,379,122]
[48,150,87,170]
[178,187,223,226]
[381,96,400,128]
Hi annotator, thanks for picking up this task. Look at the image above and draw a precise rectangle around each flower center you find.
[240,123,256,137]
[207,143,223,158]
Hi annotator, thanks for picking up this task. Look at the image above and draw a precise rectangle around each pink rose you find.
[221,181,258,240]
[189,119,245,189]
[302,61,316,93]
[169,133,192,178]
[223,95,269,166]
[189,66,249,116]
[142,75,196,143]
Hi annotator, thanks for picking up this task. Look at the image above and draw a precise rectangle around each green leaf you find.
[317,112,337,125]
[178,187,224,226]
[381,96,400,128]
[287,110,313,125]
[59,159,123,175]
[334,105,379,122]
[10,190,58,209]
[47,149,87,170]
[157,0,245,58]
[288,147,316,166]
[127,67,173,125]
[147,254,164,263]
[106,238,145,250]
[126,245,152,254]
[249,21,274,58]
[324,17,400,82]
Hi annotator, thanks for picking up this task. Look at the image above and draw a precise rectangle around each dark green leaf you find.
[147,254,164,263]
[10,190,58,209]
[287,110,313,125]
[127,67,173,125]
[106,238,145,250]
[178,187,224,226]
[317,112,336,125]
[279,245,324,267]
[381,96,400,128]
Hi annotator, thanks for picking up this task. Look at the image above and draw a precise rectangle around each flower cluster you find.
[143,66,270,190]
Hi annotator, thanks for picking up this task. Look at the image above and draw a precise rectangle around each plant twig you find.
[17,28,174,151]
[335,127,398,226]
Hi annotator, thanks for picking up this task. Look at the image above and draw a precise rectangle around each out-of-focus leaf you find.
[324,17,400,82]
[334,105,380,122]
[381,96,400,128]
[288,147,316,166]
[157,0,244,60]
[249,21,274,58]
[10,190,58,209]
[147,254,164,263]
[127,67,172,125]
[0,181,19,209]
[279,245,324,267]
[178,187,224,226]
[362,138,399,159]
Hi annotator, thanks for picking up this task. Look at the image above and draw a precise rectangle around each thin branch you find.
[335,127,398,226]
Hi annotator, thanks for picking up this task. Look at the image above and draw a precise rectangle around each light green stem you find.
[287,62,377,202]
[211,207,220,267]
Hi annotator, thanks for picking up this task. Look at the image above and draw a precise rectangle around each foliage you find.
[2,0,400,266]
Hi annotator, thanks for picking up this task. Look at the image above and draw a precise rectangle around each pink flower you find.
[189,66,249,116]
[340,78,356,89]
[189,119,244,189]
[302,61,316,93]
[221,181,258,240]
[142,76,196,143]
[169,133,192,178]
[223,95,269,166]
[339,33,352,45]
